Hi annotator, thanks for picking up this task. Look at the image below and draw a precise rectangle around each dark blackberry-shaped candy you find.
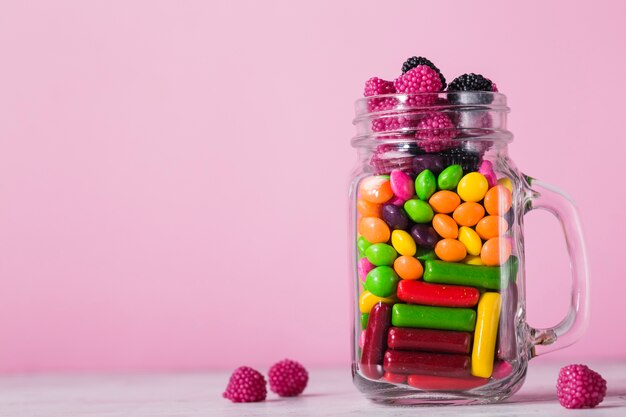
[438,147,481,172]
[448,73,494,92]
[401,56,447,89]
[447,73,496,105]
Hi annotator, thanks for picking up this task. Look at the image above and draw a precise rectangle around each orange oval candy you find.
[357,198,382,218]
[480,237,512,266]
[428,190,461,214]
[475,215,509,240]
[358,217,390,243]
[393,256,423,280]
[432,214,459,239]
[483,185,512,216]
[453,202,485,227]
[359,176,393,204]
[434,239,467,262]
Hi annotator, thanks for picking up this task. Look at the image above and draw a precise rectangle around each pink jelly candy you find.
[358,257,375,281]
[389,169,414,200]
[478,160,498,188]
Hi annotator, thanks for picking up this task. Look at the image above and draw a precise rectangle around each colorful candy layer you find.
[356,164,517,390]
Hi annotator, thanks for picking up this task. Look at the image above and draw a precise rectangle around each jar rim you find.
[353,92,509,120]
[352,92,512,148]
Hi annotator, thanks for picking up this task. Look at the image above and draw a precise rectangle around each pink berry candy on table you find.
[268,359,309,397]
[223,366,267,403]
[556,364,607,409]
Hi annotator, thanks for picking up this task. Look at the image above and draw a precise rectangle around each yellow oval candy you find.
[458,226,483,256]
[457,172,489,202]
[359,290,396,314]
[497,177,513,192]
[463,255,484,265]
[391,230,417,257]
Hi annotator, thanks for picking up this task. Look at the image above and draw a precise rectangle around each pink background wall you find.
[1,1,625,372]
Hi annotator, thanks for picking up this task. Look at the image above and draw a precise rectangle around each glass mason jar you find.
[349,92,589,405]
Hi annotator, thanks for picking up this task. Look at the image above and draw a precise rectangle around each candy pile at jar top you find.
[356,57,517,390]
[364,56,498,175]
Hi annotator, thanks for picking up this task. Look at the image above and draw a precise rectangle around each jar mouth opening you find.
[352,92,511,148]
[354,92,509,119]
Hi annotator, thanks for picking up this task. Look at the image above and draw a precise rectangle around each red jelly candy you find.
[397,280,480,308]
[360,303,392,380]
[383,350,470,377]
[387,327,472,354]
[384,372,407,384]
[407,374,488,390]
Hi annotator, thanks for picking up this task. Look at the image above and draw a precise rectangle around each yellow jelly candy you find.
[458,226,483,256]
[457,172,489,202]
[471,292,502,378]
[391,230,417,257]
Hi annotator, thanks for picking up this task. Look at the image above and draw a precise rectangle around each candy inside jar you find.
[356,160,519,391]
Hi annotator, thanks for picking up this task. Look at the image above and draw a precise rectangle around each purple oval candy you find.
[382,204,410,230]
[413,154,445,176]
[410,224,439,248]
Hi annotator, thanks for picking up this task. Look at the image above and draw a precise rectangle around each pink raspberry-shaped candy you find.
[364,77,397,112]
[415,112,458,152]
[371,114,419,132]
[556,364,606,409]
[268,359,309,397]
[223,366,267,403]
[394,66,443,107]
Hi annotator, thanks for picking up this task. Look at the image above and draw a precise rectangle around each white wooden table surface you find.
[1,362,625,416]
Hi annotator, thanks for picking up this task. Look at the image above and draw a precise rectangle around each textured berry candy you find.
[400,56,447,89]
[364,77,397,112]
[268,359,309,397]
[556,364,607,409]
[394,66,443,107]
[448,73,495,92]
[223,366,267,403]
[415,113,457,153]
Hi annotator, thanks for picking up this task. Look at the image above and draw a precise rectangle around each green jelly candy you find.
[423,258,518,290]
[357,236,372,257]
[365,243,398,266]
[392,304,476,332]
[404,199,434,223]
[415,169,437,201]
[361,313,369,329]
[365,266,399,297]
[438,164,463,190]
[415,247,438,261]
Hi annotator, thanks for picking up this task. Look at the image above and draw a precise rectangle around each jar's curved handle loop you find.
[523,175,590,356]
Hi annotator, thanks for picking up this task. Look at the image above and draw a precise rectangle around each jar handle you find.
[523,175,590,356]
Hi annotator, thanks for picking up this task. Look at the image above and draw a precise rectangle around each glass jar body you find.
[350,93,531,404]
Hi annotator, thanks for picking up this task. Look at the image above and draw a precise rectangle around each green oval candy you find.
[365,266,399,297]
[415,169,436,200]
[361,313,369,329]
[357,236,372,257]
[438,164,463,190]
[365,243,398,266]
[415,247,438,261]
[404,199,434,223]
